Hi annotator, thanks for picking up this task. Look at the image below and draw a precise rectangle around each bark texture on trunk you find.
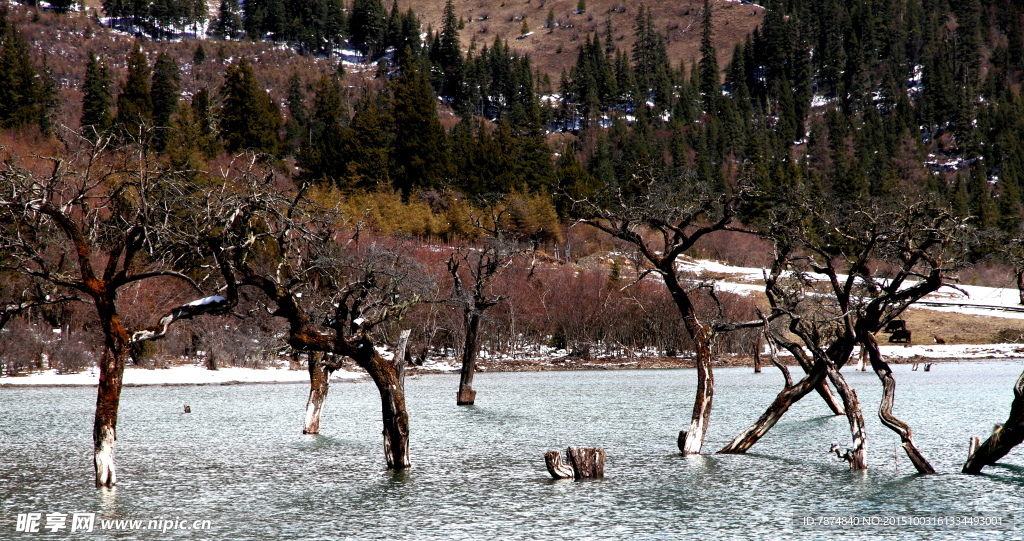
[303,353,331,434]
[718,338,856,454]
[863,335,935,474]
[963,369,1024,474]
[681,319,714,455]
[788,342,845,416]
[545,448,605,479]
[828,369,867,470]
[93,299,129,488]
[352,344,410,469]
[457,310,481,405]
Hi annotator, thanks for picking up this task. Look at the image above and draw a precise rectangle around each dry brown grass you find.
[895,308,1024,346]
[403,0,763,82]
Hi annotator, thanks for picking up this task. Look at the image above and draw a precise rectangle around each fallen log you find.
[545,447,605,479]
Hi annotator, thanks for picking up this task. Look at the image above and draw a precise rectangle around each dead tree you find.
[963,369,1024,474]
[579,171,763,455]
[719,198,970,472]
[201,159,429,469]
[861,333,935,473]
[447,236,516,405]
[545,447,606,479]
[0,134,231,487]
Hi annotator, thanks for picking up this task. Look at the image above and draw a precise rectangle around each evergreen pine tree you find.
[698,0,719,112]
[215,0,243,39]
[298,74,349,184]
[435,0,466,110]
[343,89,395,188]
[0,17,44,131]
[392,60,449,196]
[555,144,599,218]
[350,0,387,59]
[219,57,282,153]
[193,43,207,65]
[80,52,114,139]
[115,42,153,141]
[150,52,181,151]
[284,72,308,154]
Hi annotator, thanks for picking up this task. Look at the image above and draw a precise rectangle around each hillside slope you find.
[399,0,762,79]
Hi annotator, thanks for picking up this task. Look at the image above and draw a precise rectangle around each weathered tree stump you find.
[545,447,605,479]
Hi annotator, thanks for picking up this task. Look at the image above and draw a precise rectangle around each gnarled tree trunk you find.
[863,335,934,474]
[664,276,717,456]
[457,310,481,405]
[303,353,331,434]
[93,299,130,488]
[351,344,410,469]
[963,369,1024,474]
[828,367,867,470]
[719,338,856,454]
[683,322,714,455]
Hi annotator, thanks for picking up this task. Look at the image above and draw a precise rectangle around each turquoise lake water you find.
[2,362,1023,539]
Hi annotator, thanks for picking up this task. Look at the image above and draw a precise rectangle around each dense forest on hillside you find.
[0,0,1019,364]
[2,0,1024,369]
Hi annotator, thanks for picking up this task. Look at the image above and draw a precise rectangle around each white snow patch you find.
[183,295,226,307]
[2,365,363,386]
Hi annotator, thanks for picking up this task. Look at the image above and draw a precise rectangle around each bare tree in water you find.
[0,133,232,487]
[195,157,430,469]
[577,169,764,455]
[446,207,524,406]
[963,369,1024,473]
[720,196,971,473]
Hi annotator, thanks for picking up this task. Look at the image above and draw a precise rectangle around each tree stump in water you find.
[545,447,605,479]
[456,388,477,405]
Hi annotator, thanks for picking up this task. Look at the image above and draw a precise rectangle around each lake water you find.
[3,362,1023,540]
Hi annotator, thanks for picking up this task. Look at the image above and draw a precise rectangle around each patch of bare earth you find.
[404,0,764,83]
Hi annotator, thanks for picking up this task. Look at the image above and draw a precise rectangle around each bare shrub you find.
[47,328,100,374]
[0,318,47,376]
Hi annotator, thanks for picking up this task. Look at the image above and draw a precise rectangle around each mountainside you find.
[402,0,763,79]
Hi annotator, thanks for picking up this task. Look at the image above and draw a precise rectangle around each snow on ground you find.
[1,364,364,386]
[678,257,1024,319]
[878,343,1024,360]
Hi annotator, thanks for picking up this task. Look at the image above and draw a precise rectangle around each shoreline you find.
[3,348,1022,387]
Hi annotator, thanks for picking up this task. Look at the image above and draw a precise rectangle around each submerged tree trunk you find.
[351,343,410,469]
[664,276,716,456]
[963,369,1024,474]
[680,316,715,455]
[457,310,481,405]
[753,336,762,373]
[719,358,828,454]
[719,338,856,454]
[303,353,331,434]
[93,300,130,488]
[828,368,867,470]
[788,343,845,416]
[863,335,935,474]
